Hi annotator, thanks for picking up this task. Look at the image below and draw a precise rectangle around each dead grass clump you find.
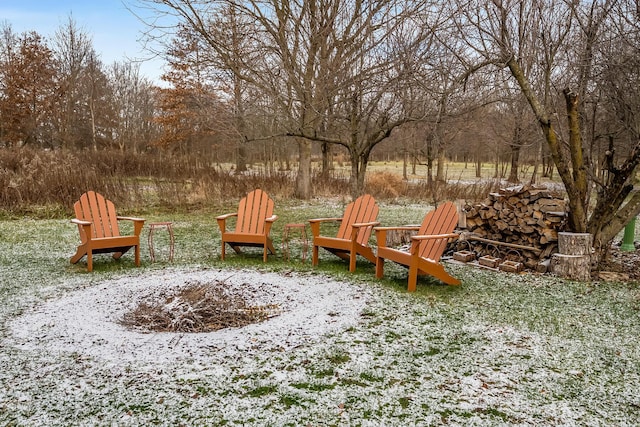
[311,172,351,197]
[407,179,505,202]
[119,280,281,333]
[365,171,406,198]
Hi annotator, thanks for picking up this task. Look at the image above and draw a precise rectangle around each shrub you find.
[365,171,406,198]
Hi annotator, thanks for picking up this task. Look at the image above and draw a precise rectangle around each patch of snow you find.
[7,269,369,366]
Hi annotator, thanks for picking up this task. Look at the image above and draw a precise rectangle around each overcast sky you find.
[0,0,168,84]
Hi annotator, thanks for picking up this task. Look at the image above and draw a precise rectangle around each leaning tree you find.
[450,0,640,262]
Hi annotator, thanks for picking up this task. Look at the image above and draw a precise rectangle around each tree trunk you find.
[349,148,368,198]
[436,146,445,182]
[321,142,332,177]
[529,139,541,185]
[508,125,522,183]
[506,58,589,234]
[233,71,247,173]
[402,149,408,180]
[295,138,312,199]
[236,141,247,173]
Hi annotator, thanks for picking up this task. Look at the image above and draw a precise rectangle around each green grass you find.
[1,202,639,425]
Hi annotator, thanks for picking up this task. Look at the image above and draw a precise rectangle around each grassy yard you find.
[1,200,639,426]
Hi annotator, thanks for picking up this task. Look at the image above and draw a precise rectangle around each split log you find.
[536,258,551,273]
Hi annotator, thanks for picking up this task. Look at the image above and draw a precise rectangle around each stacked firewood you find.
[461,185,568,269]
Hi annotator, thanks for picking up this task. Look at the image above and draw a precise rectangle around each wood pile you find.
[460,185,568,269]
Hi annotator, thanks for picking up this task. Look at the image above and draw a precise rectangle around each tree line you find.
[0,7,550,186]
[0,18,152,153]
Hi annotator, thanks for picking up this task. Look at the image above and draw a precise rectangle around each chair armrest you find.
[216,212,238,233]
[410,233,459,241]
[308,217,342,237]
[216,212,238,221]
[266,215,278,223]
[116,216,146,236]
[352,221,380,229]
[349,221,381,242]
[308,217,343,223]
[265,215,278,234]
[264,215,278,236]
[71,218,94,242]
[373,225,420,232]
[117,216,145,222]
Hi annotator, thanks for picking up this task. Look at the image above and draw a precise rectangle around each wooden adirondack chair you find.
[70,191,145,272]
[375,201,460,291]
[309,194,380,272]
[217,189,278,262]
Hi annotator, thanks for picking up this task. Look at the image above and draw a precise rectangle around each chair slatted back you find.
[74,191,121,242]
[235,189,274,234]
[336,194,379,245]
[417,201,458,260]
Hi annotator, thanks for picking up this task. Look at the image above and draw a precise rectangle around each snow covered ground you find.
[1,264,639,426]
[8,269,366,366]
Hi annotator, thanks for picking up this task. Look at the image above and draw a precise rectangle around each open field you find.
[1,201,639,426]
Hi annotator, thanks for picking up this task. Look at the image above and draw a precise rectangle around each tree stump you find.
[557,232,592,255]
[385,226,419,247]
[550,254,591,281]
[551,232,593,281]
[455,199,467,229]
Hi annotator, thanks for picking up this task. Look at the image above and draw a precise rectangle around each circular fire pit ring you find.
[8,269,369,365]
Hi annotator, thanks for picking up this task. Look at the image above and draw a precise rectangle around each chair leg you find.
[263,245,268,262]
[375,257,385,278]
[87,251,93,272]
[70,247,86,265]
[134,244,140,266]
[349,250,356,272]
[221,242,226,260]
[312,245,319,266]
[426,263,461,286]
[407,266,418,292]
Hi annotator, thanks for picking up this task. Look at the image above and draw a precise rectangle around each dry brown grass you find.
[0,148,293,216]
[0,148,510,217]
[365,171,407,198]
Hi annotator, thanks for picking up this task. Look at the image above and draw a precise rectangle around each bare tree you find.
[108,60,157,153]
[452,0,640,261]
[135,0,443,198]
[51,16,95,149]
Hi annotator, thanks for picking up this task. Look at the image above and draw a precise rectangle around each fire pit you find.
[8,269,368,365]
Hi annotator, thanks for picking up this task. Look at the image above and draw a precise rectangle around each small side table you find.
[148,222,175,262]
[282,223,308,262]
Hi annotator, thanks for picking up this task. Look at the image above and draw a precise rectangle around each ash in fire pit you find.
[119,280,281,333]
